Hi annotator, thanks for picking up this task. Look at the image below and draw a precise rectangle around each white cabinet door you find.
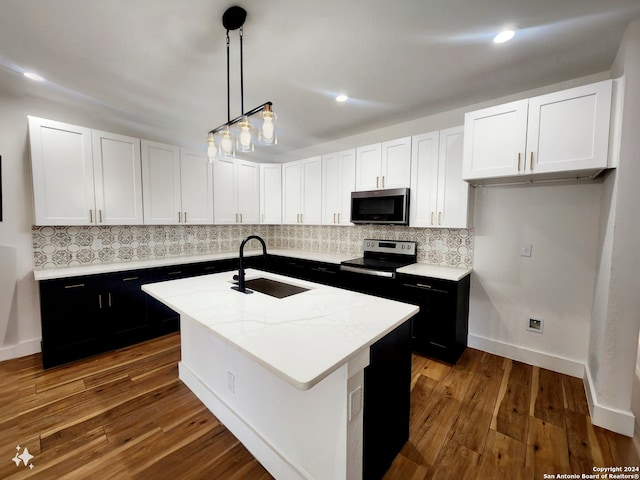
[92,131,143,225]
[409,131,440,228]
[437,126,470,228]
[236,159,260,224]
[260,163,282,224]
[180,149,213,224]
[381,136,411,189]
[29,116,95,225]
[213,157,237,225]
[301,156,322,225]
[462,99,528,181]
[527,80,612,174]
[355,143,382,191]
[338,149,356,225]
[321,152,340,225]
[141,140,181,225]
[282,161,301,224]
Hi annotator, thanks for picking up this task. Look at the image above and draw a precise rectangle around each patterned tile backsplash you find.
[32,224,473,269]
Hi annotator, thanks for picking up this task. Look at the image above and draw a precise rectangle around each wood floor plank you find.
[496,360,532,442]
[533,367,565,428]
[424,439,480,480]
[561,374,590,415]
[412,354,451,382]
[525,417,571,476]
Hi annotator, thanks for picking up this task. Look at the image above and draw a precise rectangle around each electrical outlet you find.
[527,317,544,333]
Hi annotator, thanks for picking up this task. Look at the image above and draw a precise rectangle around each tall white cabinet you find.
[410,126,471,228]
[463,79,612,183]
[179,149,214,224]
[282,156,322,225]
[322,149,355,225]
[29,116,143,226]
[213,157,260,224]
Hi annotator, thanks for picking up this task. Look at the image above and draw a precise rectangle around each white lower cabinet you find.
[282,156,322,225]
[322,149,355,225]
[410,126,471,228]
[29,116,143,226]
[260,163,282,224]
[463,79,613,183]
[213,157,260,224]
[142,141,213,225]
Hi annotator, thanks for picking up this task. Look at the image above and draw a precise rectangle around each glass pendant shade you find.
[259,104,277,145]
[207,133,218,163]
[236,116,255,152]
[217,125,235,158]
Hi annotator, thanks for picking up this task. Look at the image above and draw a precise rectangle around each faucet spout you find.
[232,235,268,294]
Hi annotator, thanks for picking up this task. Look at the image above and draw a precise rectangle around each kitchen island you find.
[142,268,418,480]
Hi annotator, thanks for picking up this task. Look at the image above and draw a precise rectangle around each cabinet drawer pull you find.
[184,211,188,223]
[376,176,379,188]
[98,294,103,309]
[382,176,385,188]
[240,213,243,223]
[333,213,336,224]
[89,210,93,223]
[108,293,112,307]
[178,211,182,223]
[438,212,442,225]
[430,212,434,225]
[337,213,341,223]
[122,276,139,282]
[64,283,85,289]
[530,151,534,171]
[403,283,449,294]
[204,266,217,271]
[428,341,448,349]
[167,271,182,275]
[517,152,521,172]
[99,210,103,223]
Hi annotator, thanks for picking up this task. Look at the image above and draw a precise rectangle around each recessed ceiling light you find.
[336,94,348,102]
[493,29,515,44]
[24,72,45,82]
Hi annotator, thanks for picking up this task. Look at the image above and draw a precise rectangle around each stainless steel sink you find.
[236,278,309,298]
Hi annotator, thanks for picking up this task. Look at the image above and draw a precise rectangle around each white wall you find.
[468,181,602,376]
[586,18,640,437]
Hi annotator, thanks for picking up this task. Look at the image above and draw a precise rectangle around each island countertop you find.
[142,268,418,391]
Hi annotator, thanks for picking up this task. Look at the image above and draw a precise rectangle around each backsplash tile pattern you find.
[32,225,473,269]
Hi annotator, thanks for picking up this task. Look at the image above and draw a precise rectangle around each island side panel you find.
[179,312,368,480]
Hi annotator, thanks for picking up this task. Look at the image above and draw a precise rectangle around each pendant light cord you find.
[226,30,231,123]
[240,26,244,116]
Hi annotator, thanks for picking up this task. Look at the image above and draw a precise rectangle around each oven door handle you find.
[340,265,395,278]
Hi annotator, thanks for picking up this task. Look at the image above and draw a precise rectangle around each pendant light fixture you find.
[208,6,277,162]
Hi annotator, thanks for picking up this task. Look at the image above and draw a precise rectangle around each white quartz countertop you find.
[142,269,418,391]
[396,263,472,281]
[33,247,471,282]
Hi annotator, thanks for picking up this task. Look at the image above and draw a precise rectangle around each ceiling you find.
[1,0,639,162]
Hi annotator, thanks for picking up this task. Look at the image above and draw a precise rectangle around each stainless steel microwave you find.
[350,188,410,225]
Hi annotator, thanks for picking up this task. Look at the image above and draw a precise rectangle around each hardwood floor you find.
[0,333,636,479]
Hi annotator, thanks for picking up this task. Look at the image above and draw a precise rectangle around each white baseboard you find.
[0,338,41,362]
[583,365,635,437]
[468,334,636,437]
[467,334,584,378]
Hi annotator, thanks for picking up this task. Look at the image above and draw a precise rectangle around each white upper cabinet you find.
[410,126,471,229]
[260,163,282,224]
[180,149,213,224]
[29,117,143,226]
[463,79,613,184]
[30,117,95,226]
[213,157,259,224]
[92,130,143,225]
[141,140,182,225]
[322,149,356,225]
[355,137,411,191]
[282,156,322,225]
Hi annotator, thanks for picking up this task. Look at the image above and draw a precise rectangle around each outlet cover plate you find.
[527,317,544,333]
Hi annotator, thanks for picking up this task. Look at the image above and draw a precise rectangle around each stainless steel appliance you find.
[340,239,417,278]
[350,188,410,225]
